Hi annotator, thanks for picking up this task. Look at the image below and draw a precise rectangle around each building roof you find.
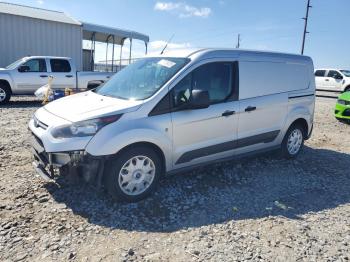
[0,2,81,25]
[82,22,149,45]
[0,2,150,44]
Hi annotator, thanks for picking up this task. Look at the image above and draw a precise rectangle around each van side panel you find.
[239,61,310,100]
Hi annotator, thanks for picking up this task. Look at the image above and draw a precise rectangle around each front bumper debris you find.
[30,133,105,185]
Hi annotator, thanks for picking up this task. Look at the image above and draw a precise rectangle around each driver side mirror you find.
[18,65,30,72]
[188,89,210,109]
[334,74,343,80]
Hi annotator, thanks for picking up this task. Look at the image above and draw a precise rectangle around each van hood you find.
[44,91,143,122]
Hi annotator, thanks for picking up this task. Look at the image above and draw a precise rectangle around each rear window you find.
[50,59,71,72]
[315,70,326,77]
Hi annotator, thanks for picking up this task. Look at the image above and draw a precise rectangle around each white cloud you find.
[154,2,211,18]
[36,0,44,4]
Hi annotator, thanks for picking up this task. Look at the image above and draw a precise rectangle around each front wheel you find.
[104,146,162,202]
[0,84,11,105]
[281,124,305,159]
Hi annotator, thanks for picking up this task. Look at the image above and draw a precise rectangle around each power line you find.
[301,0,312,55]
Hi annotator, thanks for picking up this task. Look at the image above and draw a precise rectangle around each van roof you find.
[149,48,312,63]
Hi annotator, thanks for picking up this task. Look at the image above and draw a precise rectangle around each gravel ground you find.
[0,96,349,262]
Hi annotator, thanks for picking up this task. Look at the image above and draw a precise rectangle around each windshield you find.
[5,58,26,70]
[95,57,189,100]
[340,70,350,77]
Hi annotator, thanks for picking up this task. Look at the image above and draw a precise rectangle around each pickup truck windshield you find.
[5,58,25,70]
[95,57,189,100]
[340,70,350,77]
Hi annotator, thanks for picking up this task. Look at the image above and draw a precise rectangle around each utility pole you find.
[301,0,312,55]
[236,34,241,49]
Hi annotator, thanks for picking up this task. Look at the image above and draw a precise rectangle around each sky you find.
[4,0,350,68]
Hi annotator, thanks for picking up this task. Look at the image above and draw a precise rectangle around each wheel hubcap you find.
[0,88,6,102]
[118,155,156,196]
[287,128,303,155]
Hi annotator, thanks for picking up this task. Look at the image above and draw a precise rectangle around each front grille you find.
[343,109,350,117]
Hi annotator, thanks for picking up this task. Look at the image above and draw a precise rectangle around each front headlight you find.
[51,114,122,138]
[337,99,349,105]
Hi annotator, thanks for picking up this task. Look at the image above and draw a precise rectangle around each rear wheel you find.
[105,146,162,202]
[281,124,305,158]
[0,84,11,105]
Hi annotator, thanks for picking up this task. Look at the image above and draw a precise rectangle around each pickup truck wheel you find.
[281,124,304,159]
[0,84,11,104]
[105,146,162,202]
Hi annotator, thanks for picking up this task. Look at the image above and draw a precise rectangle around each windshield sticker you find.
[157,59,176,68]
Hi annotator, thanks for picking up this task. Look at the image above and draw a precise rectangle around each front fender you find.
[0,73,14,90]
[85,127,173,171]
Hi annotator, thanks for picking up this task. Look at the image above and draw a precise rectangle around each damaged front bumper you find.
[30,133,105,185]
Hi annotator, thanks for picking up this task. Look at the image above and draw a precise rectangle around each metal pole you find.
[129,38,133,65]
[105,35,110,72]
[119,40,124,72]
[145,42,148,55]
[111,35,115,72]
[301,0,312,55]
[90,33,95,71]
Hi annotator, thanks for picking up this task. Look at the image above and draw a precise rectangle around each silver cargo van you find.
[29,48,315,202]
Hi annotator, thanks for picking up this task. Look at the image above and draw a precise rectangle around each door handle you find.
[245,106,256,112]
[65,75,73,78]
[222,110,235,117]
[39,75,48,78]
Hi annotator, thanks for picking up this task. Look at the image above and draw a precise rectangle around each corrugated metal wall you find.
[0,13,82,70]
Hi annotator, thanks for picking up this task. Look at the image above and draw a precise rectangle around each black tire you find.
[344,86,350,93]
[0,83,11,105]
[104,146,162,202]
[281,124,305,159]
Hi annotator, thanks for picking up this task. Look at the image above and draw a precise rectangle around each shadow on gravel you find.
[45,146,350,232]
[0,99,42,109]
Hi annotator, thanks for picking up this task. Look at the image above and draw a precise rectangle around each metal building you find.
[0,2,149,71]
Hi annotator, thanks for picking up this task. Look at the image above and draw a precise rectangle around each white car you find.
[29,48,315,202]
[0,56,114,104]
[314,69,350,92]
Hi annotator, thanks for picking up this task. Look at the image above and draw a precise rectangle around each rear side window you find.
[173,62,234,107]
[50,59,71,72]
[315,70,326,77]
[21,59,47,72]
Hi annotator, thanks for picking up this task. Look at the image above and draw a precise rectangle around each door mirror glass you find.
[188,89,210,109]
[334,74,343,80]
[18,65,30,72]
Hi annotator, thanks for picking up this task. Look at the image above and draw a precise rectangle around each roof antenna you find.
[160,34,175,55]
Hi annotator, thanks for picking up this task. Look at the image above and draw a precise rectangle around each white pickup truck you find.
[0,56,114,104]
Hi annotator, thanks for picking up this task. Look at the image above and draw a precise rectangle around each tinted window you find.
[315,70,326,77]
[50,59,71,72]
[173,62,233,107]
[327,70,342,78]
[21,59,47,72]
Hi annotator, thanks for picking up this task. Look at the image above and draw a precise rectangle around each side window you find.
[327,70,342,78]
[173,62,233,108]
[315,70,326,77]
[50,59,71,72]
[21,59,47,72]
